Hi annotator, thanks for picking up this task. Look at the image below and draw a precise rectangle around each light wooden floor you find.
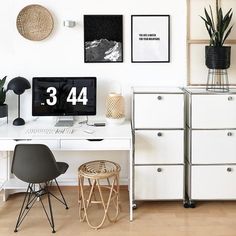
[1,188,236,236]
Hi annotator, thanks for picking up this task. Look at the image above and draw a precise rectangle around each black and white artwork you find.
[131,15,170,63]
[84,15,123,63]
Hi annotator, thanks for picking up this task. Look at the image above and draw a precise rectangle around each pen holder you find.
[105,93,125,125]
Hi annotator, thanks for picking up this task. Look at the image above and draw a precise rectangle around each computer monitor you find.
[32,77,97,117]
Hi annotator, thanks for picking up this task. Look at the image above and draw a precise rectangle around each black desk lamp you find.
[7,76,31,126]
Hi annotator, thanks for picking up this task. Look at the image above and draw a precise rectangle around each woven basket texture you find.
[16,4,54,41]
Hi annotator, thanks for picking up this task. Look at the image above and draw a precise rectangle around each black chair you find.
[11,144,69,233]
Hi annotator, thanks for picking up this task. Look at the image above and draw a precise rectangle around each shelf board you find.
[187,39,236,44]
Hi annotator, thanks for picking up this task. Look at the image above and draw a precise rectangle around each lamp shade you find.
[7,76,31,95]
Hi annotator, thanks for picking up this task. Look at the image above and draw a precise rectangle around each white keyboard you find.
[25,128,73,135]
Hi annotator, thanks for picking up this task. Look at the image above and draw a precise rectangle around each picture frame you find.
[131,15,170,63]
[84,15,123,63]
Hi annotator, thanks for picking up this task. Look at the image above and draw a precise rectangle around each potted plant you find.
[200,0,233,70]
[0,76,8,119]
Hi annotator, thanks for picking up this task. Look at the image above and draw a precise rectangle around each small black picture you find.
[84,15,123,63]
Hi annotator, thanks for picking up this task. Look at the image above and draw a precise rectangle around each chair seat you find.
[57,162,69,174]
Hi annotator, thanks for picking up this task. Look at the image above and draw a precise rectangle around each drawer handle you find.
[228,96,233,101]
[87,139,104,142]
[227,132,233,137]
[157,168,162,172]
[227,167,233,172]
[157,132,162,137]
[14,139,32,142]
[157,96,162,100]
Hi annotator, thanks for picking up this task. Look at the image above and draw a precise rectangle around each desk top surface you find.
[0,120,132,140]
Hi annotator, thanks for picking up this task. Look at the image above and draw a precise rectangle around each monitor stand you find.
[55,116,74,127]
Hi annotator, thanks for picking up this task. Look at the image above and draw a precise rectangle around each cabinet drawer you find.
[60,139,130,150]
[135,130,184,164]
[191,130,236,164]
[191,165,236,199]
[134,165,184,200]
[134,94,184,128]
[191,95,236,128]
[0,139,60,151]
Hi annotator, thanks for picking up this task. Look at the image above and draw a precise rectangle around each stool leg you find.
[86,179,97,208]
[104,176,120,223]
[88,178,97,202]
[78,175,82,204]
[111,174,120,216]
[80,179,107,230]
[114,174,120,221]
[78,176,86,222]
[79,177,97,222]
[80,179,103,229]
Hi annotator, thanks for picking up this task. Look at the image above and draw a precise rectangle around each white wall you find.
[0,0,187,185]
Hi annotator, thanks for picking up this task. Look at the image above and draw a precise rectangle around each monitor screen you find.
[32,77,97,116]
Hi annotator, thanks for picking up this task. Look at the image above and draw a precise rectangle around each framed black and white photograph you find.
[84,15,123,63]
[131,15,170,63]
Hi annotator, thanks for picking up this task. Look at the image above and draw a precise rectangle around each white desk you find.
[0,120,133,221]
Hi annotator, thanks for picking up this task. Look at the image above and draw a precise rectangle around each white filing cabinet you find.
[185,88,236,207]
[132,87,185,208]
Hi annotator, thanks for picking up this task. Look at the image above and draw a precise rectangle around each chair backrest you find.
[11,144,60,184]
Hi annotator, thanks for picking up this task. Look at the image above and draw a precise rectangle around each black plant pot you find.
[205,46,231,69]
[0,104,8,118]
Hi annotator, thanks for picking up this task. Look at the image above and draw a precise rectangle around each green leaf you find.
[216,8,223,43]
[205,23,213,38]
[223,25,233,44]
[209,5,216,32]
[0,76,6,89]
[223,13,233,32]
[223,8,232,23]
[204,8,214,29]
[216,0,219,14]
[200,16,210,26]
[0,89,6,105]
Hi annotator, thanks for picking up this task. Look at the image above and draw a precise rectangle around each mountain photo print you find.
[84,15,123,63]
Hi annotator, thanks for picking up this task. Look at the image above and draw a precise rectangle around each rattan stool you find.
[78,160,121,229]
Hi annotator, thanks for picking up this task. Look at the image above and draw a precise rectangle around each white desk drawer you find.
[135,165,184,200]
[135,130,184,164]
[191,130,236,164]
[0,139,60,151]
[191,165,236,199]
[134,94,184,129]
[60,139,130,151]
[191,95,236,128]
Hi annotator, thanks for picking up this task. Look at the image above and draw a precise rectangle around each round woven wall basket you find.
[16,4,54,41]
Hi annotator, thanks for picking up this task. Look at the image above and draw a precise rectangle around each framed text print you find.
[131,15,170,63]
[84,15,123,63]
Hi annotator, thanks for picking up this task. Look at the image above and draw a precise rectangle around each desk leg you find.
[3,189,9,202]
[129,144,133,221]
[3,151,10,201]
[0,151,9,201]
